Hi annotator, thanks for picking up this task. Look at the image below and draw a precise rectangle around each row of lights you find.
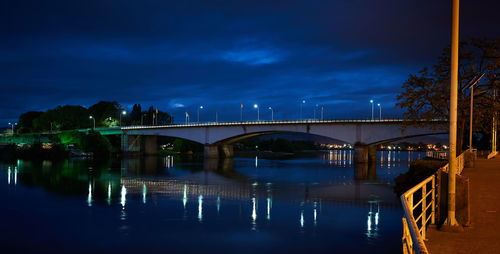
[190,100,325,123]
[369,100,382,120]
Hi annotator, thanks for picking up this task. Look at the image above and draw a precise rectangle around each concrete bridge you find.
[1,119,446,164]
[120,119,446,164]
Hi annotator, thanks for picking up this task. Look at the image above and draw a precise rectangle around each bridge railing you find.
[122,119,414,129]
[425,150,448,160]
[401,152,465,254]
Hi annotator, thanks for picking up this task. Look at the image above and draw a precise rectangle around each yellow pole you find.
[445,0,460,227]
[494,89,497,154]
[469,86,473,151]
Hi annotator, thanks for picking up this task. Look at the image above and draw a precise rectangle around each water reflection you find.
[0,151,423,254]
[251,197,257,230]
[198,195,203,222]
[366,201,381,239]
[120,185,127,208]
[323,150,353,166]
[87,183,92,207]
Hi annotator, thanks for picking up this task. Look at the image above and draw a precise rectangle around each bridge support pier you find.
[204,144,233,159]
[204,145,219,159]
[354,144,377,180]
[144,135,158,155]
[121,134,157,155]
[220,144,234,158]
[121,134,141,153]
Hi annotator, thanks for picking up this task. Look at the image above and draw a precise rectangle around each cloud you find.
[0,0,499,124]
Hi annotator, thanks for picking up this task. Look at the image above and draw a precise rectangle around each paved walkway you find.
[426,156,500,254]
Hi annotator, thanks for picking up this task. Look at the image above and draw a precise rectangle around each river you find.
[0,150,424,253]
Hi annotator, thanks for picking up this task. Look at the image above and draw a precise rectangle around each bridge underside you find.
[120,122,446,170]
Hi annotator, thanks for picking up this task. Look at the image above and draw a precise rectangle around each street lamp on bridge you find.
[120,110,126,126]
[197,106,204,123]
[300,100,306,120]
[89,116,95,129]
[370,100,374,120]
[377,103,382,120]
[321,105,324,120]
[8,122,17,135]
[254,104,259,121]
[268,107,274,121]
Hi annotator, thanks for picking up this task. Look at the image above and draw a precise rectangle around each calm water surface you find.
[1,150,424,253]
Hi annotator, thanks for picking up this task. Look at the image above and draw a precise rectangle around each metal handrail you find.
[401,152,465,254]
[426,150,448,160]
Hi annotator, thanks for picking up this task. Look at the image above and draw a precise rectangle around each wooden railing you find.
[401,152,465,254]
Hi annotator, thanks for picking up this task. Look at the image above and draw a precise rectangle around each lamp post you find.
[89,116,95,129]
[8,122,17,135]
[240,103,243,122]
[377,103,381,120]
[268,107,274,121]
[300,100,306,120]
[197,106,204,123]
[185,112,189,124]
[254,104,259,121]
[120,110,126,126]
[370,100,374,120]
[321,105,324,120]
[463,73,485,152]
[445,0,460,228]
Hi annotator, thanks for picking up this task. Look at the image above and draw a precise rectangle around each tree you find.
[130,104,142,125]
[18,111,43,133]
[396,37,500,154]
[33,105,88,131]
[142,106,173,125]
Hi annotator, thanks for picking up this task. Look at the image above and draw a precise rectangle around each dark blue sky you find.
[1,0,499,124]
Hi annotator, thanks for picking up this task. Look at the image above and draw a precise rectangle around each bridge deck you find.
[426,156,500,254]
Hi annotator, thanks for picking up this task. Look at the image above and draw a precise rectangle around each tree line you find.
[16,101,173,134]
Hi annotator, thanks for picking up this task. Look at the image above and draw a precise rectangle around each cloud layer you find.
[1,0,499,124]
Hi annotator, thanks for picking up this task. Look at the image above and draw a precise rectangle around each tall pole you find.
[493,89,497,154]
[89,116,95,129]
[216,112,218,123]
[240,103,243,122]
[445,0,459,227]
[469,86,474,151]
[254,104,259,121]
[321,105,324,120]
[269,107,274,121]
[378,103,382,120]
[197,106,203,123]
[370,100,374,120]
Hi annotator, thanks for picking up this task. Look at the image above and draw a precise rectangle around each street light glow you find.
[122,110,126,115]
[254,104,258,108]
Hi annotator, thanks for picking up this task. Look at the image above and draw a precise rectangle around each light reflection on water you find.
[1,150,425,254]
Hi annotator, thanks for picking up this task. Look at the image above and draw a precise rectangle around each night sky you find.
[1,0,499,125]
